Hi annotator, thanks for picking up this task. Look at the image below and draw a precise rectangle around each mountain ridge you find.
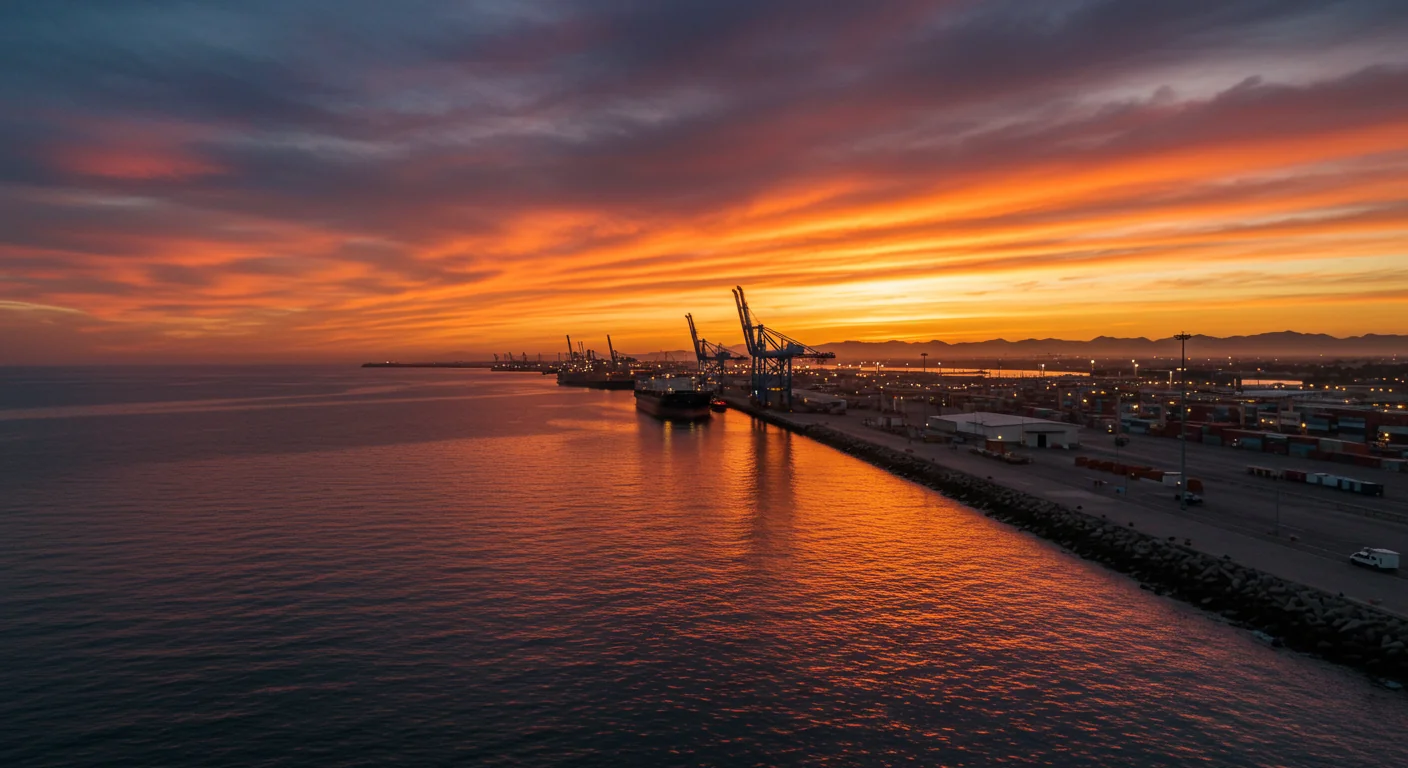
[809,332,1406,361]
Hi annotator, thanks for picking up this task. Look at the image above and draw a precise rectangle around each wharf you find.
[722,394,1408,618]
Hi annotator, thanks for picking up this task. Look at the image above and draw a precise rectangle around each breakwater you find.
[741,404,1408,684]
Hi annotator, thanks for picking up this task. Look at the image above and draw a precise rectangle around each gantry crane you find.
[686,313,745,392]
[731,286,835,409]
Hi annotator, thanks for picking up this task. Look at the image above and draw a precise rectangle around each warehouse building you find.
[927,412,1081,449]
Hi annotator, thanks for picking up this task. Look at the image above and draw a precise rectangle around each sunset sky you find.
[3,0,1408,363]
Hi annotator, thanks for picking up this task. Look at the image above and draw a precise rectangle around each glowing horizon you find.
[3,1,1408,363]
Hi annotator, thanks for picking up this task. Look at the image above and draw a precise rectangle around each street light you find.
[1176,332,1192,511]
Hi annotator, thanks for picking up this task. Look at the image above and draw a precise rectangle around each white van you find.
[1349,548,1400,572]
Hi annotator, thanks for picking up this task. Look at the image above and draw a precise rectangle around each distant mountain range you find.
[809,332,1406,362]
[435,332,1404,365]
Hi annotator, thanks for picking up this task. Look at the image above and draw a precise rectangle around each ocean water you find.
[1,366,1404,767]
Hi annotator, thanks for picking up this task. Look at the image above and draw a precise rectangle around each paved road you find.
[741,401,1408,617]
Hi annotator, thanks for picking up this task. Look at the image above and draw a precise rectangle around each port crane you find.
[732,286,835,409]
[566,335,592,363]
[686,313,745,392]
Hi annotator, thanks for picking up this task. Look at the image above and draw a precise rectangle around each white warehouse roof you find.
[929,412,1074,432]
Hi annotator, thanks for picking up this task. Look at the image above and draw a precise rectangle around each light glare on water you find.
[0,367,1404,767]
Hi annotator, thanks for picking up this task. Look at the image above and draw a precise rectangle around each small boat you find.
[709,398,728,413]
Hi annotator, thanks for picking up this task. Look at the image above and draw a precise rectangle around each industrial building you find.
[792,389,847,413]
[927,412,1080,449]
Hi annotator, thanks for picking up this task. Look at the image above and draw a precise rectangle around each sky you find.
[2,0,1408,363]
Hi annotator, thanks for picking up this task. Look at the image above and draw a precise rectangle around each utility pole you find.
[1176,332,1192,511]
[1114,387,1122,464]
[920,353,930,434]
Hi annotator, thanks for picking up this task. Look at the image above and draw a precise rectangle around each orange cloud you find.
[4,2,1408,362]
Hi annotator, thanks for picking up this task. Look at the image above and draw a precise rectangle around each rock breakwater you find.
[750,406,1407,683]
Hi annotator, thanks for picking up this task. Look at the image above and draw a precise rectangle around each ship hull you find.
[635,391,712,420]
[556,372,636,389]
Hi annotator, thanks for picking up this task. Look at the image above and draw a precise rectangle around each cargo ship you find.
[556,365,636,390]
[635,377,712,420]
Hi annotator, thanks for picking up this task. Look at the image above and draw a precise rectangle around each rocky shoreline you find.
[745,405,1407,685]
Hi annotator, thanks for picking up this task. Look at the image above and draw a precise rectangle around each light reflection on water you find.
[0,366,1403,767]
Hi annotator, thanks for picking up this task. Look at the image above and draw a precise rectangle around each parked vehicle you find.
[1349,548,1400,572]
[1245,465,1385,497]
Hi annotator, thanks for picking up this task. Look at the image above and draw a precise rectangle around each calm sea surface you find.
[2,366,1404,767]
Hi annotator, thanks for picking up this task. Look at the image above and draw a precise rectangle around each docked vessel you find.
[555,333,637,389]
[556,366,637,389]
[635,377,712,420]
[709,397,728,413]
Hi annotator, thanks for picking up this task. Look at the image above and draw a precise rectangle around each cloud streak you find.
[2,0,1408,361]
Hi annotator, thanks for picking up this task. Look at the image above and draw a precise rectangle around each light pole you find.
[1132,360,1139,382]
[1090,358,1095,377]
[1114,386,1122,464]
[920,354,929,434]
[1176,332,1192,511]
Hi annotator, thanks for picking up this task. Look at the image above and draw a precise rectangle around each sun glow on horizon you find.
[2,2,1408,362]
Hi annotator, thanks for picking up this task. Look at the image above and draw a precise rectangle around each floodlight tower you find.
[1176,332,1192,510]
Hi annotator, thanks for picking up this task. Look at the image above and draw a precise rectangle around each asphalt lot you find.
[1067,427,1408,558]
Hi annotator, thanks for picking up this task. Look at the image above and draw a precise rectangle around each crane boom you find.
[731,285,834,409]
[686,313,702,359]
